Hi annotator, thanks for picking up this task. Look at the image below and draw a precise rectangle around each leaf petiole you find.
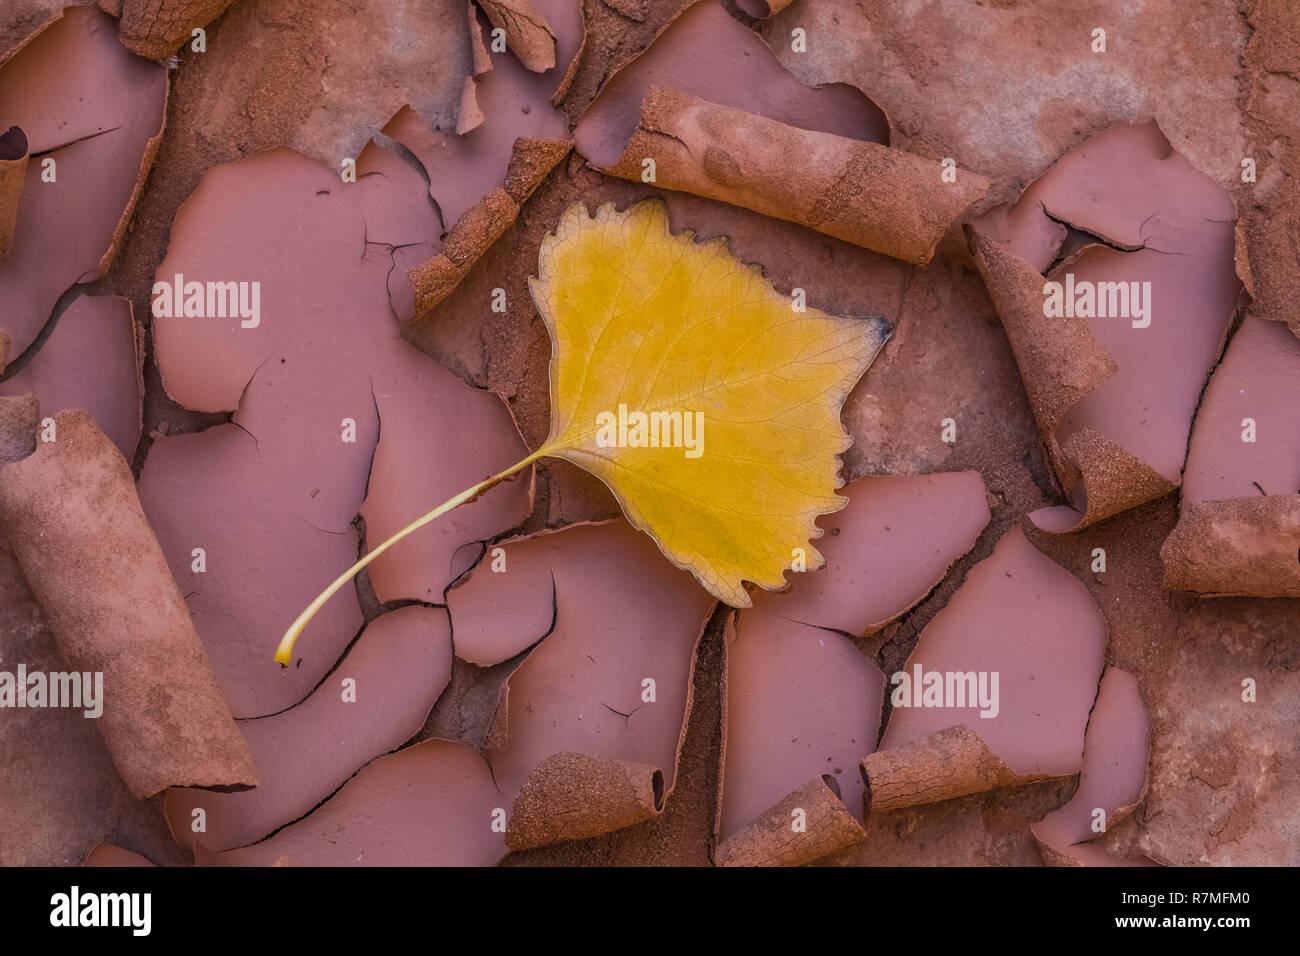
[274,447,549,666]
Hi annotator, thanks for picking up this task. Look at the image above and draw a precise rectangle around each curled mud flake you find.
[117,0,236,60]
[1028,428,1177,534]
[0,6,166,358]
[165,606,453,853]
[446,521,715,850]
[716,472,990,866]
[0,533,143,866]
[384,105,550,232]
[476,0,558,73]
[201,739,505,867]
[716,776,865,868]
[573,2,986,264]
[408,137,571,321]
[964,228,1117,433]
[599,85,986,265]
[140,145,530,717]
[0,294,142,460]
[1161,499,1300,599]
[968,122,1241,532]
[1032,667,1156,867]
[1161,316,1300,597]
[0,448,137,865]
[0,126,29,261]
[84,843,156,867]
[863,527,1106,809]
[505,752,665,850]
[0,412,256,799]
[862,725,1030,813]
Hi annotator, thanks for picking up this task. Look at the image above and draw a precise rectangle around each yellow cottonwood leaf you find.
[277,198,889,662]
[528,200,889,606]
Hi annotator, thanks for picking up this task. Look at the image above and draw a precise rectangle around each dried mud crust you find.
[0,0,1296,868]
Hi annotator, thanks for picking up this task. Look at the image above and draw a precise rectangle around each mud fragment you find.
[448,521,715,850]
[0,411,256,798]
[968,122,1240,531]
[359,343,535,606]
[1031,667,1154,867]
[575,1,887,163]
[1162,499,1300,599]
[1161,315,1300,597]
[863,527,1106,809]
[746,471,992,634]
[720,617,883,865]
[375,3,584,333]
[865,725,1036,812]
[139,424,369,719]
[0,294,143,460]
[202,739,505,866]
[1180,315,1300,505]
[0,6,166,358]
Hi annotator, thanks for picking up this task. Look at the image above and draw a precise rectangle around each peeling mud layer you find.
[1,0,1297,877]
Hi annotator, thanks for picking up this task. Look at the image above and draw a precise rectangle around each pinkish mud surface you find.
[1,0,1297,869]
